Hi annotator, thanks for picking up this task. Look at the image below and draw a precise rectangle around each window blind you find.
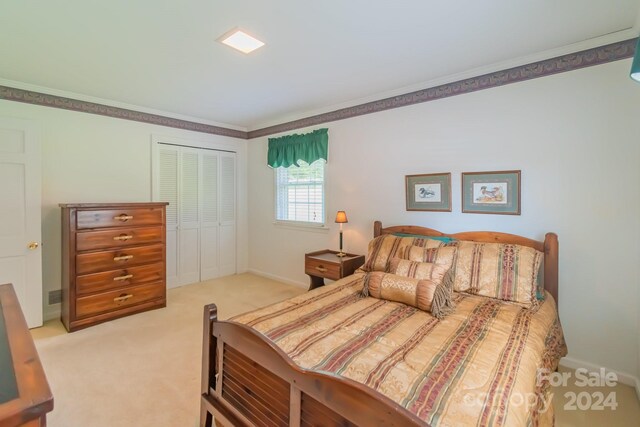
[276,160,325,224]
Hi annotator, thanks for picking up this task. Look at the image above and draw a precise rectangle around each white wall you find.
[247,59,640,383]
[0,100,249,320]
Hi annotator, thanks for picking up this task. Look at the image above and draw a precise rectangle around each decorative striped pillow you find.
[399,246,458,269]
[452,240,543,306]
[361,234,446,272]
[362,272,454,318]
[387,258,450,285]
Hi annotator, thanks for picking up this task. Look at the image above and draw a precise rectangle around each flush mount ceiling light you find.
[218,28,265,54]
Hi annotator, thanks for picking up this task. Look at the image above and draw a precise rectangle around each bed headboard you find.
[373,221,559,305]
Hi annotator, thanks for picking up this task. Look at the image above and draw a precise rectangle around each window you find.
[275,159,325,225]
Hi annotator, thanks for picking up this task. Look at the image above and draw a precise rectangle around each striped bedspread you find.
[231,273,567,427]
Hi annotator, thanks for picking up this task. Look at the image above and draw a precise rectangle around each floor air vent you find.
[48,289,62,305]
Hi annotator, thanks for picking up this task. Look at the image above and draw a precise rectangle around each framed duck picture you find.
[405,173,452,212]
[462,170,521,215]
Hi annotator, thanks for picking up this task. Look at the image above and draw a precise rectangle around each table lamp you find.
[335,211,348,257]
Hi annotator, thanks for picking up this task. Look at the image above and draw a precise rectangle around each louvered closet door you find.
[159,146,179,287]
[155,143,236,287]
[178,148,201,286]
[200,152,219,280]
[219,153,236,277]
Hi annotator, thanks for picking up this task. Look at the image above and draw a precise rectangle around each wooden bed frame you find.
[200,221,559,427]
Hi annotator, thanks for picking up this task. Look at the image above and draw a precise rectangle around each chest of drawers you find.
[60,203,168,332]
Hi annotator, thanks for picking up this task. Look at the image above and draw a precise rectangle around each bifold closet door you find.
[219,153,236,277]
[201,152,236,280]
[178,148,201,286]
[158,146,179,287]
[157,144,236,288]
[200,152,219,280]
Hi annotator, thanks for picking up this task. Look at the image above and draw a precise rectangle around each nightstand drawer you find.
[304,250,365,291]
[305,257,341,280]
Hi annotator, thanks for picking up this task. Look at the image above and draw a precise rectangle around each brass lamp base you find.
[336,229,346,257]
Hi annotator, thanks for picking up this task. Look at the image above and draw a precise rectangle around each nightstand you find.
[304,250,365,291]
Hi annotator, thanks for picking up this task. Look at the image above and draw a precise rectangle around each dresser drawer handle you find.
[113,274,134,281]
[113,294,133,303]
[113,255,134,262]
[315,266,328,273]
[114,214,134,222]
[113,234,134,241]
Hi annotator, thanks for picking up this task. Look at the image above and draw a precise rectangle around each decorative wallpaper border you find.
[0,38,636,140]
[247,38,638,139]
[0,86,248,139]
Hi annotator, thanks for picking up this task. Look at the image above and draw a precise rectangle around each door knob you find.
[28,242,40,250]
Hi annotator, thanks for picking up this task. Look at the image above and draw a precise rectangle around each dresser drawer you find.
[76,226,163,251]
[76,244,164,275]
[76,262,165,295]
[305,257,341,280]
[76,207,164,230]
[75,281,165,318]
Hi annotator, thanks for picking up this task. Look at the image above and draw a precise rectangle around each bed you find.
[200,221,567,427]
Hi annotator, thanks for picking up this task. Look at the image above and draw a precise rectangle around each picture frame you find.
[461,170,521,215]
[405,173,452,212]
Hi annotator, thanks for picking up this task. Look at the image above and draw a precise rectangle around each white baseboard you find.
[561,356,640,400]
[43,303,60,322]
[247,268,307,289]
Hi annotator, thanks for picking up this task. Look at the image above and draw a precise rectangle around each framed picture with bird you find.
[462,170,521,215]
[405,172,452,212]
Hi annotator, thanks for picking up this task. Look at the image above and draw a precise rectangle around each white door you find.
[201,151,237,279]
[158,146,179,287]
[153,142,236,287]
[0,118,42,328]
[200,151,220,280]
[178,148,201,286]
[219,153,236,277]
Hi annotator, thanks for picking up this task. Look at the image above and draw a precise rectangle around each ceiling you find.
[1,1,639,131]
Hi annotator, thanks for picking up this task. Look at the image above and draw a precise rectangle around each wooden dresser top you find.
[0,298,18,404]
[59,202,169,208]
[0,284,53,426]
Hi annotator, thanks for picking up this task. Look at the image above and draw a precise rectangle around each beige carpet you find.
[31,273,639,427]
[31,273,305,427]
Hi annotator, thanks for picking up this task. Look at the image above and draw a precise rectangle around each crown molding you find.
[0,84,248,139]
[0,38,636,141]
[0,78,247,131]
[250,29,638,131]
[247,38,638,139]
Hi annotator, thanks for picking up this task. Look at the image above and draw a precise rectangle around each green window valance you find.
[267,128,328,168]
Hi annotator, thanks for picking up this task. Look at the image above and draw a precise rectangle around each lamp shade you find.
[631,38,640,82]
[335,211,348,223]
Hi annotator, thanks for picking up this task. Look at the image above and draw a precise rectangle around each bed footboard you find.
[200,304,426,427]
